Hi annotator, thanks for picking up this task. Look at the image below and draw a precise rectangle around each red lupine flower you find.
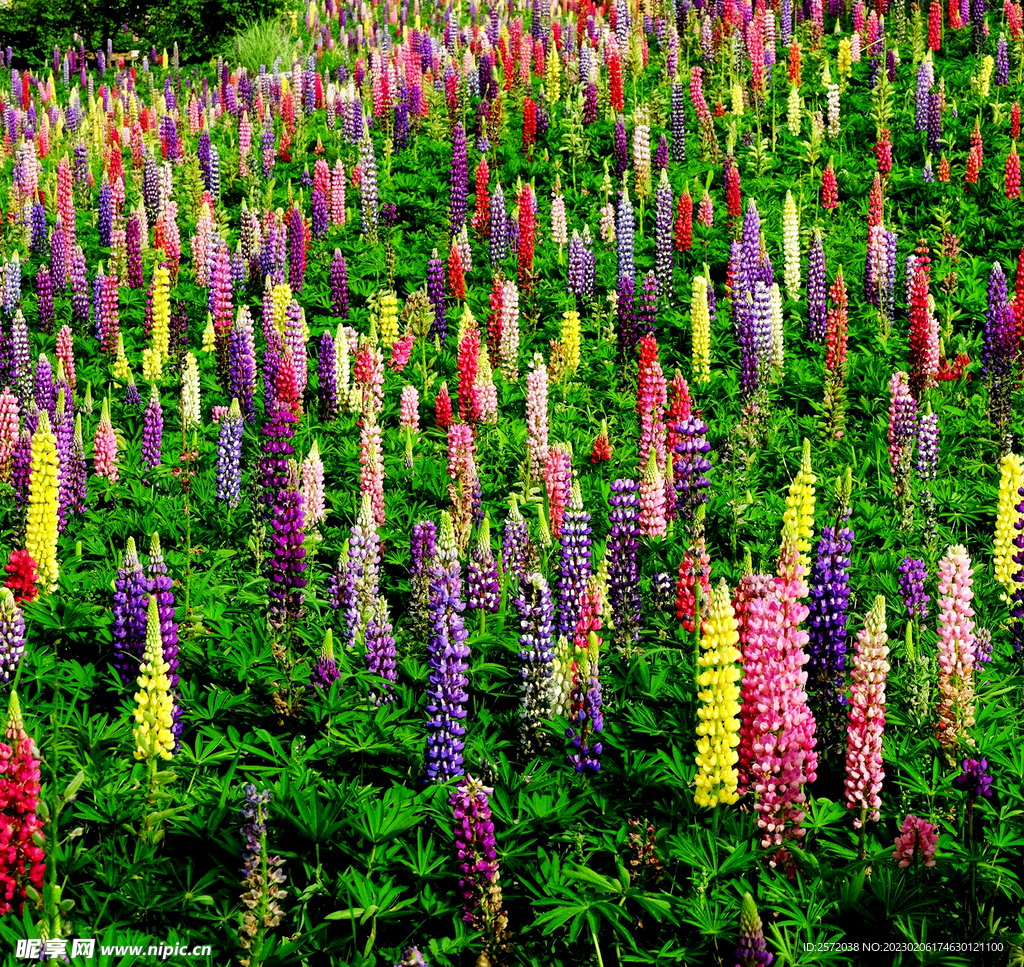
[590,421,613,463]
[874,129,893,177]
[1006,143,1021,200]
[821,159,839,209]
[435,382,453,428]
[609,47,624,113]
[929,0,942,49]
[448,243,466,300]
[522,97,537,159]
[3,552,38,605]
[675,190,693,252]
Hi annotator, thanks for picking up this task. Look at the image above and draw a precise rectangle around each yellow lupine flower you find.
[26,411,60,592]
[133,596,175,761]
[691,275,710,384]
[561,309,581,375]
[378,289,399,348]
[111,335,131,383]
[272,282,293,334]
[994,452,1024,597]
[546,40,561,105]
[694,580,742,808]
[837,38,852,79]
[152,263,171,362]
[201,313,216,353]
[781,438,816,571]
[142,347,163,383]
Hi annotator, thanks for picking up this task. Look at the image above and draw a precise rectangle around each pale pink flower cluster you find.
[94,412,119,483]
[893,815,938,868]
[359,415,385,528]
[544,445,572,539]
[525,355,549,482]
[400,385,420,432]
[302,442,326,527]
[638,453,666,537]
[936,544,976,752]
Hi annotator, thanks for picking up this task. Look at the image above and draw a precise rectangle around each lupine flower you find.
[268,462,307,632]
[844,596,889,826]
[734,893,774,967]
[807,229,827,342]
[424,513,470,783]
[3,550,38,605]
[953,758,994,799]
[408,521,437,642]
[467,518,500,614]
[94,397,119,482]
[450,776,508,940]
[133,596,175,761]
[607,479,642,648]
[590,420,613,463]
[310,629,340,692]
[556,481,593,639]
[0,589,26,684]
[514,571,556,750]
[215,400,244,509]
[501,499,533,584]
[568,588,604,772]
[995,453,1024,596]
[26,411,60,592]
[113,537,149,686]
[694,581,742,808]
[301,440,326,527]
[238,785,288,960]
[525,354,549,482]
[936,545,976,752]
[365,595,398,702]
[898,557,929,620]
[893,815,939,868]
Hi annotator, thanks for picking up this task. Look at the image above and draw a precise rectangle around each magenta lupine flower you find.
[141,383,163,480]
[287,206,306,293]
[936,545,976,752]
[113,537,148,685]
[607,479,642,648]
[893,815,938,868]
[267,461,307,631]
[424,513,471,783]
[450,775,507,935]
[844,596,889,826]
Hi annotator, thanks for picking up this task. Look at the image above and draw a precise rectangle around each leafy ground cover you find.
[0,2,1023,966]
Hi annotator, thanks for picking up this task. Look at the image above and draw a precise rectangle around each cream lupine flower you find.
[783,190,801,301]
[180,352,201,430]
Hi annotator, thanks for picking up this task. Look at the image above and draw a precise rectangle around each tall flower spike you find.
[694,580,742,808]
[735,893,774,967]
[26,411,60,592]
[133,595,175,761]
[0,589,26,684]
[781,439,816,572]
[936,545,976,753]
[994,452,1024,597]
[844,596,889,827]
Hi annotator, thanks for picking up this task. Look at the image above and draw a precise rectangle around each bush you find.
[223,15,294,75]
[0,0,285,68]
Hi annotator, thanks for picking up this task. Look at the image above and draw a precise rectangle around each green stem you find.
[590,923,605,967]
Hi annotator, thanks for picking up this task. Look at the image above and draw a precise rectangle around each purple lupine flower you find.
[426,249,447,342]
[124,375,142,406]
[339,495,381,649]
[0,589,26,684]
[330,249,349,319]
[672,416,712,520]
[897,557,929,620]
[143,155,160,219]
[915,62,933,132]
[424,512,471,783]
[142,383,163,480]
[216,399,244,508]
[917,410,939,480]
[974,627,994,665]
[514,571,556,746]
[654,172,674,302]
[614,116,629,178]
[996,34,1009,86]
[449,122,469,237]
[617,273,638,360]
[97,175,113,247]
[671,80,687,162]
[311,188,328,239]
[36,265,54,335]
[259,403,297,520]
[616,185,636,283]
[52,400,73,533]
[3,255,21,317]
[33,353,55,420]
[567,230,587,301]
[984,261,1015,378]
[927,90,942,156]
[113,537,149,685]
[450,776,506,931]
[365,594,398,702]
[261,123,275,178]
[953,758,993,799]
[228,311,257,422]
[971,0,987,54]
[147,532,181,746]
[287,205,306,293]
[268,461,307,631]
[30,202,47,255]
[568,628,604,773]
[10,430,31,506]
[654,134,668,172]
[50,224,67,292]
[359,129,379,241]
[807,510,853,717]
[310,629,340,691]
[583,81,598,123]
[556,482,592,639]
[490,181,509,266]
[126,214,143,289]
[637,272,658,337]
[466,518,500,613]
[410,520,438,640]
[501,500,532,584]
[318,331,338,421]
[70,245,89,326]
[735,893,774,967]
[807,229,827,343]
[607,479,642,648]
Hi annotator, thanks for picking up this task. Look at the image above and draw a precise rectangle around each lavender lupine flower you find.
[147,532,182,746]
[449,122,469,237]
[751,279,773,389]
[409,520,438,641]
[953,758,994,799]
[30,204,48,255]
[897,557,929,620]
[556,481,592,639]
[366,594,398,702]
[97,175,113,246]
[268,461,307,631]
[807,473,854,730]
[974,627,994,664]
[142,383,163,480]
[427,250,447,342]
[238,785,288,956]
[70,245,89,327]
[927,91,942,156]
[607,479,642,649]
[915,62,933,133]
[216,399,244,508]
[917,410,939,480]
[393,947,429,967]
[567,230,587,301]
[672,416,712,520]
[807,229,827,343]
[616,185,636,283]
[228,312,257,422]
[466,518,500,613]
[450,776,508,937]
[734,893,774,967]
[113,537,149,685]
[0,589,26,683]
[654,171,674,301]
[330,249,349,319]
[671,80,687,162]
[424,512,471,783]
[310,629,340,691]
[501,499,533,583]
[637,272,658,337]
[617,273,638,360]
[359,128,379,242]
[514,571,556,751]
[996,34,1009,86]
[490,181,509,266]
[4,254,21,316]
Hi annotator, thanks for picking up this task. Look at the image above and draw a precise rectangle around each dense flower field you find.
[1,0,1024,963]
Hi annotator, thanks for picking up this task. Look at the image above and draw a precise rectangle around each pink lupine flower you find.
[936,544,976,752]
[400,385,420,432]
[844,596,889,827]
[638,451,667,537]
[301,441,326,527]
[94,398,119,482]
[893,815,938,868]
